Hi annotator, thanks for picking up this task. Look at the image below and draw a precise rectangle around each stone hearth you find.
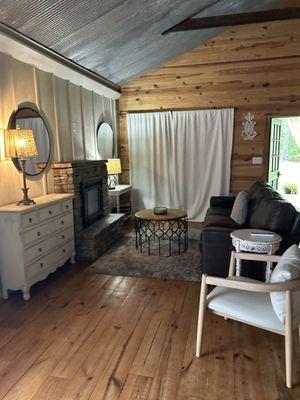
[51,160,125,260]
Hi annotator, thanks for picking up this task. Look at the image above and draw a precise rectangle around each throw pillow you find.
[230,191,248,225]
[270,244,300,326]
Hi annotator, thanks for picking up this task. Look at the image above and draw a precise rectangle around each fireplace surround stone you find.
[51,160,125,260]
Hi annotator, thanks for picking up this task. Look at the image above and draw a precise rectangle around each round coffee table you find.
[230,229,282,281]
[135,208,188,256]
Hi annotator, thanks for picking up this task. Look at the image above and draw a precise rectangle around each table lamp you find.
[106,158,121,190]
[4,128,38,205]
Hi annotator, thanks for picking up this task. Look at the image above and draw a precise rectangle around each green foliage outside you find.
[282,183,297,194]
[280,120,300,162]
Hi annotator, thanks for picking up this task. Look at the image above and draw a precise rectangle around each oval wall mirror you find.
[8,105,51,176]
[97,122,114,159]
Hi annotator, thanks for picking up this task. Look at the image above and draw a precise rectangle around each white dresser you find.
[0,193,75,300]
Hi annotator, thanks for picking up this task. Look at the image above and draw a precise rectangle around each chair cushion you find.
[207,278,284,332]
[230,191,248,225]
[270,244,300,326]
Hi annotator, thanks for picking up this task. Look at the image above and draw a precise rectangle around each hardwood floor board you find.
[118,374,153,400]
[49,280,138,380]
[31,377,71,400]
[0,263,299,399]
[202,316,235,400]
[130,281,189,378]
[88,283,164,399]
[59,280,161,399]
[0,339,50,399]
[147,283,198,400]
[175,285,206,400]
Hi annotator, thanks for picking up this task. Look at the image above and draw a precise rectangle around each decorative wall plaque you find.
[242,112,257,140]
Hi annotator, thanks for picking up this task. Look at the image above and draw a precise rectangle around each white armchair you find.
[196,251,300,389]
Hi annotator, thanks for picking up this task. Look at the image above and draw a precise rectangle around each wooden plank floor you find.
[0,262,299,400]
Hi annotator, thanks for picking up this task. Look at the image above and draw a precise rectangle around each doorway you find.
[268,116,300,209]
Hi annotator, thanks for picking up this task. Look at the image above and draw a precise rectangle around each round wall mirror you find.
[97,122,114,159]
[8,106,51,176]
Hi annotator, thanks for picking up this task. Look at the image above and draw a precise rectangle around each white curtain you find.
[127,112,174,211]
[172,109,234,221]
[127,108,234,221]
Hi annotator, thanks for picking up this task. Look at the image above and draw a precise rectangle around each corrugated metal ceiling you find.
[0,0,278,85]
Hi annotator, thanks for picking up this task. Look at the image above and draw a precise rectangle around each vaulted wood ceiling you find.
[0,0,278,85]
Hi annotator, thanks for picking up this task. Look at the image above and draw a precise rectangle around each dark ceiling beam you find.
[162,7,300,34]
[0,22,121,93]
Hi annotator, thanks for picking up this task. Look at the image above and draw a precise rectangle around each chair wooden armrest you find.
[204,274,300,293]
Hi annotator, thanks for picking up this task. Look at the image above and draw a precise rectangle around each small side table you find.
[108,184,131,214]
[230,229,282,282]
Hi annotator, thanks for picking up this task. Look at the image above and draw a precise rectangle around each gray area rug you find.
[89,229,201,282]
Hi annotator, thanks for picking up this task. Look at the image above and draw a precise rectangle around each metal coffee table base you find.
[135,218,188,256]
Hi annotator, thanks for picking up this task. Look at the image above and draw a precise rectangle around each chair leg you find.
[285,290,293,389]
[196,274,207,358]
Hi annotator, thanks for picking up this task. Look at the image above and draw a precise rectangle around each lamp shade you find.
[107,158,122,174]
[4,129,38,158]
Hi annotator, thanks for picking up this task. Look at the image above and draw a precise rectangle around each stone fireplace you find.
[51,160,125,260]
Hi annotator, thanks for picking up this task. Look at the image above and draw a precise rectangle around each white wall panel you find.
[53,76,73,162]
[81,88,96,160]
[68,82,84,160]
[0,51,118,206]
[12,59,36,106]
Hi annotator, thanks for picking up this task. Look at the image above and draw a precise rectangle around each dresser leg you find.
[70,254,76,264]
[22,287,30,301]
[2,289,9,299]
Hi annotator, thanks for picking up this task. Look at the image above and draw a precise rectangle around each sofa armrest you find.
[210,195,236,209]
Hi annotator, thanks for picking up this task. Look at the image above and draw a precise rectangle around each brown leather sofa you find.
[199,181,300,280]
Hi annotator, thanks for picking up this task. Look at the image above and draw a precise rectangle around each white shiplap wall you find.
[0,51,118,206]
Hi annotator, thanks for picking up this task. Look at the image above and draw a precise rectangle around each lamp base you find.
[17,188,36,206]
[108,174,118,190]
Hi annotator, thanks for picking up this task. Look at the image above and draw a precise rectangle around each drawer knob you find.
[66,205,69,209]
[29,217,32,223]
[63,248,66,253]
[37,231,41,237]
[49,210,52,215]
[39,247,42,253]
[61,220,64,225]
[40,263,43,268]
[62,235,65,239]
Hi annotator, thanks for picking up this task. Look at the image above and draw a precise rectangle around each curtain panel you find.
[127,108,234,222]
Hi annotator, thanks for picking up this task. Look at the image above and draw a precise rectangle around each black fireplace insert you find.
[82,178,104,227]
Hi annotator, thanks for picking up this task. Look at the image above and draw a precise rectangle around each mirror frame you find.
[8,103,52,177]
[96,121,115,160]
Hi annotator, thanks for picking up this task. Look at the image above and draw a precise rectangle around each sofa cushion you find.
[206,207,231,217]
[203,207,240,229]
[249,198,295,234]
[270,244,300,327]
[247,182,296,234]
[230,191,248,225]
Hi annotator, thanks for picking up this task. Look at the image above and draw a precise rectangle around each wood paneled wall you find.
[0,52,118,206]
[119,18,300,192]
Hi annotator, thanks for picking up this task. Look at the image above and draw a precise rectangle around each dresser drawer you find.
[26,240,74,280]
[21,211,39,228]
[24,226,74,265]
[61,199,73,213]
[39,203,62,222]
[23,213,73,246]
